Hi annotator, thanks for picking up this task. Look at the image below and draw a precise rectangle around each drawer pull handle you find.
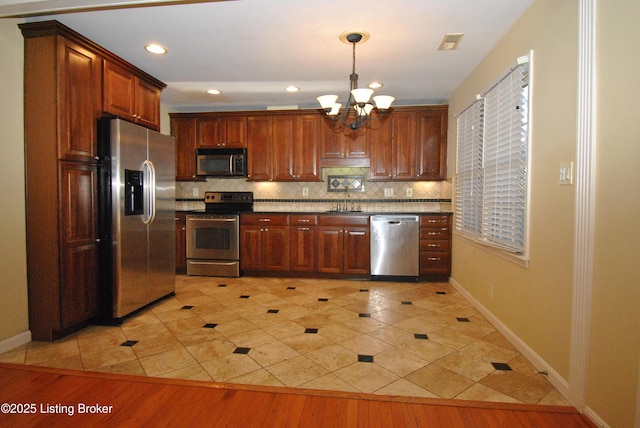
[428,257,442,261]
[259,218,271,222]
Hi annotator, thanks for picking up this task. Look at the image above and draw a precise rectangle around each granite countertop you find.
[177,209,452,215]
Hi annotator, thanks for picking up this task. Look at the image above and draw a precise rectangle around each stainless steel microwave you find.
[195,148,247,177]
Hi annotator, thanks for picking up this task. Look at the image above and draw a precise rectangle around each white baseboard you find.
[448,278,570,396]
[449,278,609,427]
[0,330,31,354]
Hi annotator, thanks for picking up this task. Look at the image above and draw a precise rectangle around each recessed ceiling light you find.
[438,33,463,51]
[285,86,300,93]
[144,44,167,55]
[368,82,383,89]
[206,89,221,95]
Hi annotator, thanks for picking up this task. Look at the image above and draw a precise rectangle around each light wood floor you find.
[0,363,595,427]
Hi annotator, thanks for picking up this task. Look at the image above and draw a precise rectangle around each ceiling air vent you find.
[438,33,464,51]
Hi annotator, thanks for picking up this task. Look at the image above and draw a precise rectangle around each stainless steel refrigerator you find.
[98,118,175,322]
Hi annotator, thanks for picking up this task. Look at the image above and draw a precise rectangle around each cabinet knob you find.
[95,238,101,243]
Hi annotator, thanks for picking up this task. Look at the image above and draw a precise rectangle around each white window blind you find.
[455,100,484,237]
[456,56,530,255]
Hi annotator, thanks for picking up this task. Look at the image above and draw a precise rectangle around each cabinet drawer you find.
[290,215,318,226]
[241,214,289,226]
[420,227,450,240]
[420,252,451,274]
[420,240,449,252]
[318,215,369,227]
[420,215,451,227]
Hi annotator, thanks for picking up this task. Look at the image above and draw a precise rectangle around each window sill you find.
[454,232,529,268]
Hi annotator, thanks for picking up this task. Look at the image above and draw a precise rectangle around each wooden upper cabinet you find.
[271,115,296,181]
[415,107,448,180]
[270,114,321,182]
[196,116,247,148]
[57,37,102,162]
[319,117,368,165]
[103,60,162,131]
[368,115,393,180]
[392,111,417,180]
[171,116,198,181]
[247,116,272,181]
[369,106,448,181]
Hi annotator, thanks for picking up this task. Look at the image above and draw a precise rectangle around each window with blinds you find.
[455,56,530,256]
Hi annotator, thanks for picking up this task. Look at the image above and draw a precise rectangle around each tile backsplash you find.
[177,167,452,213]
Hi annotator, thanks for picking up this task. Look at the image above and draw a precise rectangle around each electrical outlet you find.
[302,187,309,196]
[193,187,199,197]
[384,188,393,197]
[406,188,413,197]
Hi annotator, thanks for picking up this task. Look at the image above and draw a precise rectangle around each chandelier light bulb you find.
[317,95,339,110]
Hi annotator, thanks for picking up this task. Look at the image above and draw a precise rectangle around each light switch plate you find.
[406,188,413,197]
[559,161,573,185]
[302,187,309,196]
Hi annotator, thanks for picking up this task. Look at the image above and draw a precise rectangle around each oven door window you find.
[195,226,231,250]
[187,216,239,260]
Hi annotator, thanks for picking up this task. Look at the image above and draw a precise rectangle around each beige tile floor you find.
[0,275,568,405]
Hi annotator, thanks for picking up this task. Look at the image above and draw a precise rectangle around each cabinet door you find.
[392,112,417,180]
[264,226,290,271]
[222,116,247,148]
[175,213,187,271]
[290,226,317,272]
[295,115,321,181]
[343,129,368,158]
[134,78,161,131]
[319,118,345,159]
[171,117,198,181]
[57,38,101,162]
[271,115,296,181]
[368,115,393,180]
[343,227,370,274]
[59,161,98,328]
[247,116,272,181]
[415,108,448,180]
[197,117,222,148]
[317,228,343,273]
[240,226,264,270]
[103,60,135,120]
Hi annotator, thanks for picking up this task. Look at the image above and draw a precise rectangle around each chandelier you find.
[317,31,394,130]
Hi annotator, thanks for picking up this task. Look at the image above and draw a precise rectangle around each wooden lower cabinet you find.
[240,214,289,271]
[419,214,452,279]
[175,213,187,273]
[317,216,370,275]
[290,215,317,272]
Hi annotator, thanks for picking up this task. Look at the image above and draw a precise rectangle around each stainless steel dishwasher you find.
[370,215,420,281]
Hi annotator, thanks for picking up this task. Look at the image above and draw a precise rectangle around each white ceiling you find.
[5,0,533,112]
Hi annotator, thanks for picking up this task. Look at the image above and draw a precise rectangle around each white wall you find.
[0,18,29,346]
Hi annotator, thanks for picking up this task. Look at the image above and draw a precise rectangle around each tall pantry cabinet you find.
[20,21,165,340]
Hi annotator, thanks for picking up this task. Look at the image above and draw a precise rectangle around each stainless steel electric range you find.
[186,191,253,277]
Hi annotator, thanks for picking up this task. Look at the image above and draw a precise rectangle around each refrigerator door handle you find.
[142,159,156,225]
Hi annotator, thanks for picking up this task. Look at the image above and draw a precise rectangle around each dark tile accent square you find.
[414,333,429,340]
[233,347,251,354]
[492,362,512,371]
[358,355,374,363]
[239,295,250,299]
[401,301,412,305]
[286,287,296,290]
[305,328,319,334]
[267,309,279,314]
[120,340,138,347]
[359,313,371,318]
[359,289,369,292]
[436,291,447,295]
[181,305,194,310]
[318,298,329,302]
[203,323,218,329]
[456,317,470,322]
[218,284,227,287]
